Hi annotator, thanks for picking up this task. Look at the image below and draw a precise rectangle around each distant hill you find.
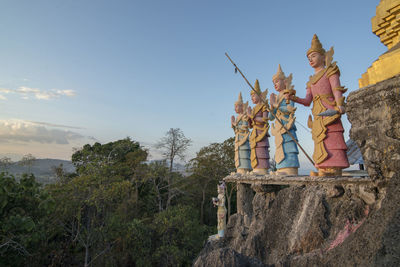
[3,158,75,184]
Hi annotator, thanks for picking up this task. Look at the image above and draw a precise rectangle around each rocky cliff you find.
[194,75,400,266]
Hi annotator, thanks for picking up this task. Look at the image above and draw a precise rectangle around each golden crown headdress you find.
[235,92,243,105]
[251,79,261,96]
[307,34,325,56]
[272,64,286,81]
[251,79,268,101]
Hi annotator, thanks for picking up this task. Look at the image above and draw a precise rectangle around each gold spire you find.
[251,79,261,95]
[307,34,325,56]
[272,64,286,81]
[359,0,400,87]
[235,92,243,105]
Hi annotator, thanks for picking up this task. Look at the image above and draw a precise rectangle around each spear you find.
[225,52,315,166]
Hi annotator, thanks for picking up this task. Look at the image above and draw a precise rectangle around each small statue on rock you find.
[247,79,270,175]
[286,34,349,176]
[212,181,227,238]
[269,65,300,176]
[231,92,252,174]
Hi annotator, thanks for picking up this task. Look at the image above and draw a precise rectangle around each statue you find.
[269,65,300,175]
[247,79,270,175]
[287,34,350,176]
[212,182,227,238]
[231,92,252,173]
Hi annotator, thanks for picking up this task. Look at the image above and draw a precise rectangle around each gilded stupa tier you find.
[359,0,400,88]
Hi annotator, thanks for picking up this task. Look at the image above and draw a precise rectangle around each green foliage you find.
[105,218,153,266]
[151,205,212,267]
[0,137,236,266]
[0,173,55,266]
[72,137,148,178]
[0,157,12,172]
[46,173,113,265]
[187,137,235,225]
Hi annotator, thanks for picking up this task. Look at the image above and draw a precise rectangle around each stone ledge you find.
[224,173,374,186]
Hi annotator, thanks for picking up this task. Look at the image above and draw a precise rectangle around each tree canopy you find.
[1,135,235,266]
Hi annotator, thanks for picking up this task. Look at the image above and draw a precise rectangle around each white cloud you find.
[0,119,85,145]
[28,121,84,130]
[17,86,40,94]
[0,86,76,100]
[56,89,76,97]
[0,95,7,100]
[0,88,12,94]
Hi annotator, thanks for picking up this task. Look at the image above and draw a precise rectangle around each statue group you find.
[231,34,350,177]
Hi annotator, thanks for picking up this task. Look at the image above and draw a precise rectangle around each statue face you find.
[251,93,260,104]
[273,79,285,92]
[218,186,224,194]
[308,51,325,69]
[234,103,243,114]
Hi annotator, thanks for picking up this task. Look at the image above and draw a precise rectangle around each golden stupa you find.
[359,0,400,88]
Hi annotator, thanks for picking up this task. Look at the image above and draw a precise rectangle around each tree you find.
[151,205,211,266]
[0,157,12,172]
[19,154,36,173]
[71,137,147,177]
[51,172,132,267]
[0,173,55,266]
[147,161,169,212]
[188,137,235,224]
[155,128,191,209]
[51,163,70,183]
[48,138,151,267]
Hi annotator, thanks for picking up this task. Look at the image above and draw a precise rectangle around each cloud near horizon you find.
[0,87,76,100]
[0,119,86,145]
[27,121,84,130]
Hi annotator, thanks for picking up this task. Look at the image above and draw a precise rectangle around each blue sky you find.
[0,1,385,170]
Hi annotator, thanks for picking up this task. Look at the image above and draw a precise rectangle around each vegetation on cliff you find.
[0,133,235,266]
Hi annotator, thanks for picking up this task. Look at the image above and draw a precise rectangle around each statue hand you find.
[231,115,235,125]
[270,93,277,107]
[247,106,252,116]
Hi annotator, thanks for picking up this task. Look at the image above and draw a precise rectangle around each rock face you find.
[347,74,400,182]
[194,75,400,266]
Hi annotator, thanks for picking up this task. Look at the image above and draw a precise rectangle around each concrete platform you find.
[224,172,374,186]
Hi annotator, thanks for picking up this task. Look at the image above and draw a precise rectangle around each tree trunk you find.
[84,245,89,267]
[84,215,91,267]
[166,156,174,209]
[201,187,206,224]
[134,180,139,214]
[200,182,209,224]
[153,180,163,212]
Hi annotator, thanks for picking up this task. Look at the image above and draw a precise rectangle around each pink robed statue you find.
[287,34,349,176]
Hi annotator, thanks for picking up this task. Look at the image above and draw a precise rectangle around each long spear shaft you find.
[225,52,315,166]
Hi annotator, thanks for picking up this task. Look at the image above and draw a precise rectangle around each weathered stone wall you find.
[347,74,400,181]
[194,75,400,266]
[195,184,368,266]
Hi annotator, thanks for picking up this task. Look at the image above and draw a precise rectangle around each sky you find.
[0,0,386,171]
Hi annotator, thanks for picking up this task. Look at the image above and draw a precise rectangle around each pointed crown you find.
[307,34,325,56]
[251,79,261,95]
[235,92,243,105]
[272,64,286,81]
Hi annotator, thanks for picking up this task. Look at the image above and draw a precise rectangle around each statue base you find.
[274,167,298,176]
[310,167,342,177]
[236,168,250,174]
[251,168,268,175]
